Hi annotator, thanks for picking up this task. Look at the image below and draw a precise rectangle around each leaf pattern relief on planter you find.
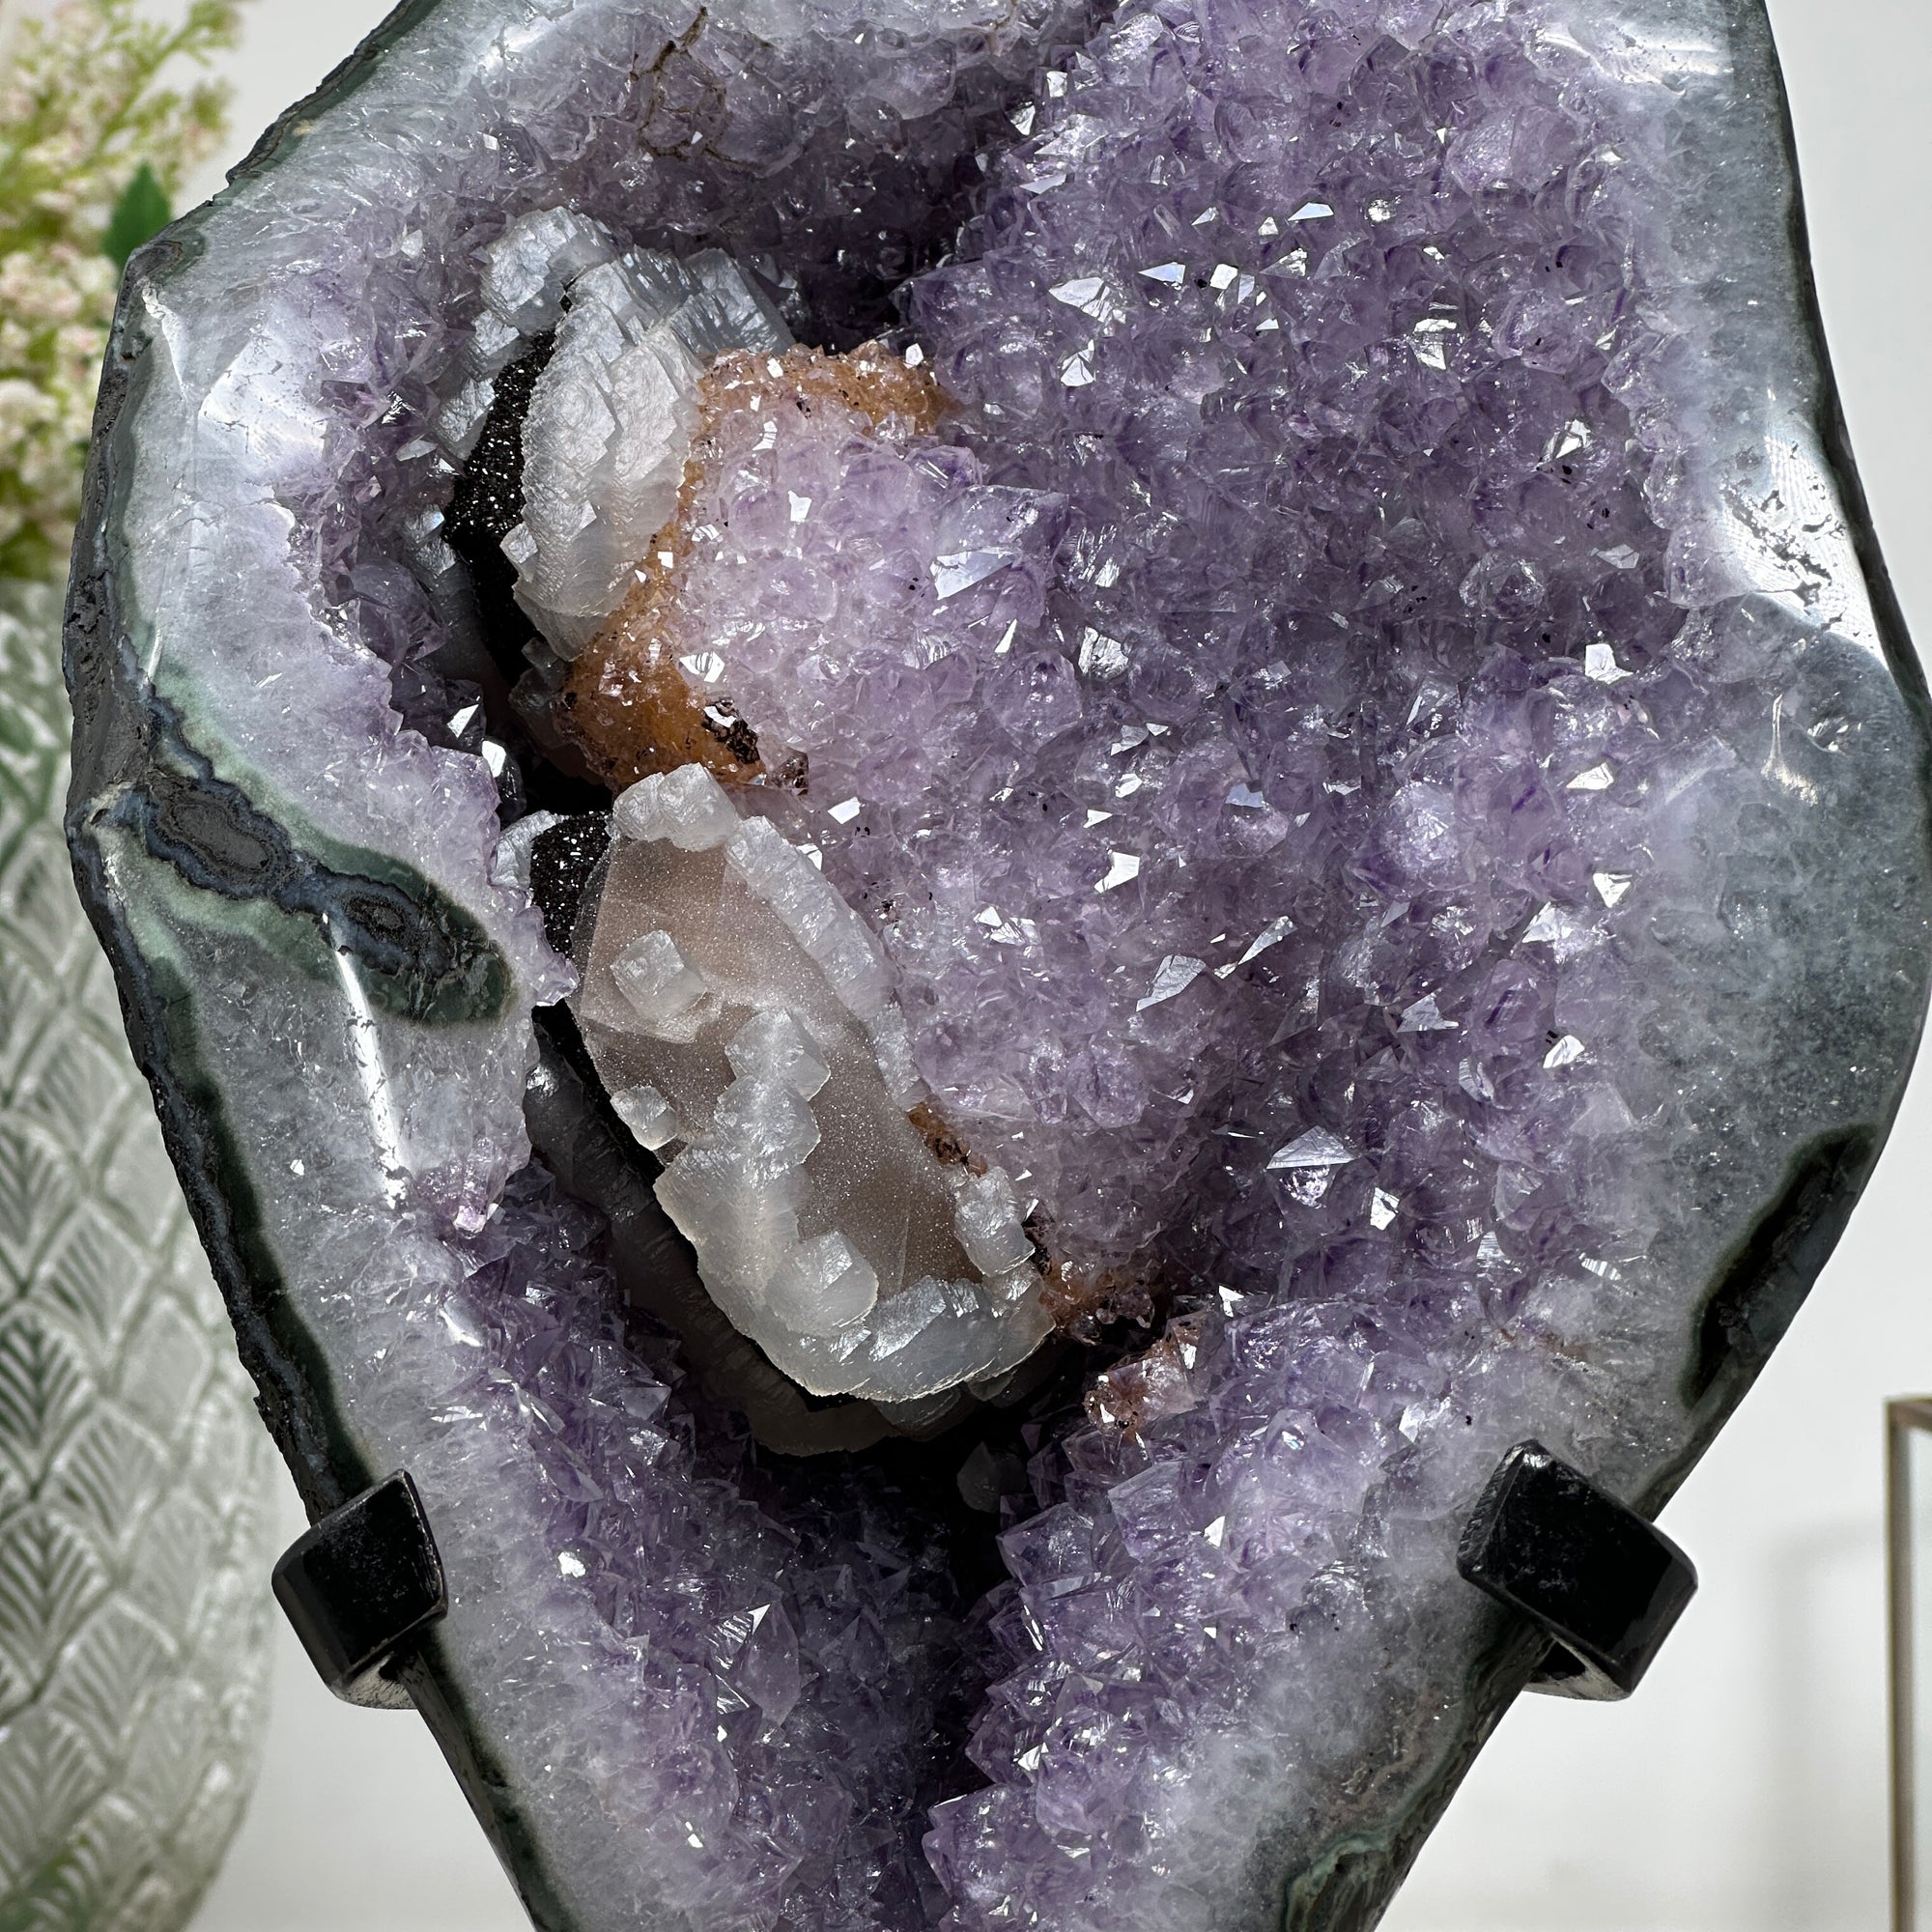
[0,582,273,1932]
[60,2,1932,1931]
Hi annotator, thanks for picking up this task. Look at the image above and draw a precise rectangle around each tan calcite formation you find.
[557,341,948,792]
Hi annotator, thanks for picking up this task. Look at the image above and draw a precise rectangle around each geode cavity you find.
[63,0,1932,1929]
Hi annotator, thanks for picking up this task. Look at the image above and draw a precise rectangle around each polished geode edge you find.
[62,0,477,1505]
[58,2,1932,1929]
[58,14,590,1907]
[1270,14,1932,1895]
[62,292,580,1932]
[1632,0,1932,1508]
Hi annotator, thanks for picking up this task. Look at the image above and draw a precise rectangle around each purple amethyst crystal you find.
[63,0,1932,1927]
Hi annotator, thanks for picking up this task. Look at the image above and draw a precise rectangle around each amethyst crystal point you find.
[63,0,1932,1924]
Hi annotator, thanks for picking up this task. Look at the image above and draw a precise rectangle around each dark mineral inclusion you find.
[62,0,1932,1927]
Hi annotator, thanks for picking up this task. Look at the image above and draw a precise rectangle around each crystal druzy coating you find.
[62,0,1932,1928]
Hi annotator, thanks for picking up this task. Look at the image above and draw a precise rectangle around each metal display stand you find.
[1888,1399,1932,1931]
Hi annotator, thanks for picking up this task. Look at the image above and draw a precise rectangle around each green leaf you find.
[101,164,171,270]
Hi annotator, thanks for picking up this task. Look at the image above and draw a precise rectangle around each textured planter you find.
[0,581,272,1931]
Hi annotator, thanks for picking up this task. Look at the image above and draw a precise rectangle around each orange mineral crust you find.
[558,342,946,792]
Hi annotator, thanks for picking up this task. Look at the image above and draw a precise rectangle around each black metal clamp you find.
[1457,1439,1698,1700]
[282,1447,1684,1712]
[272,1471,448,1710]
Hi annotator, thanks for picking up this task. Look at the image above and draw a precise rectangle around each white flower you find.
[0,0,246,575]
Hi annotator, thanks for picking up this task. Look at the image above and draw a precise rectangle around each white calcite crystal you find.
[609,928,708,1028]
[503,229,791,653]
[767,1231,878,1334]
[577,764,1051,1401]
[608,1081,681,1150]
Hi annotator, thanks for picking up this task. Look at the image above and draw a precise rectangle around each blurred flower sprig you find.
[0,0,244,582]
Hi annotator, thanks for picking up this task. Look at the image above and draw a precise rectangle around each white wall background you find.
[171,2,1932,1926]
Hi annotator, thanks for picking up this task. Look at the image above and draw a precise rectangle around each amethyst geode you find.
[61,0,1932,1926]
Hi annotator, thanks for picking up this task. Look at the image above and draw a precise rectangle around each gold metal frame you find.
[1888,1399,1932,1932]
